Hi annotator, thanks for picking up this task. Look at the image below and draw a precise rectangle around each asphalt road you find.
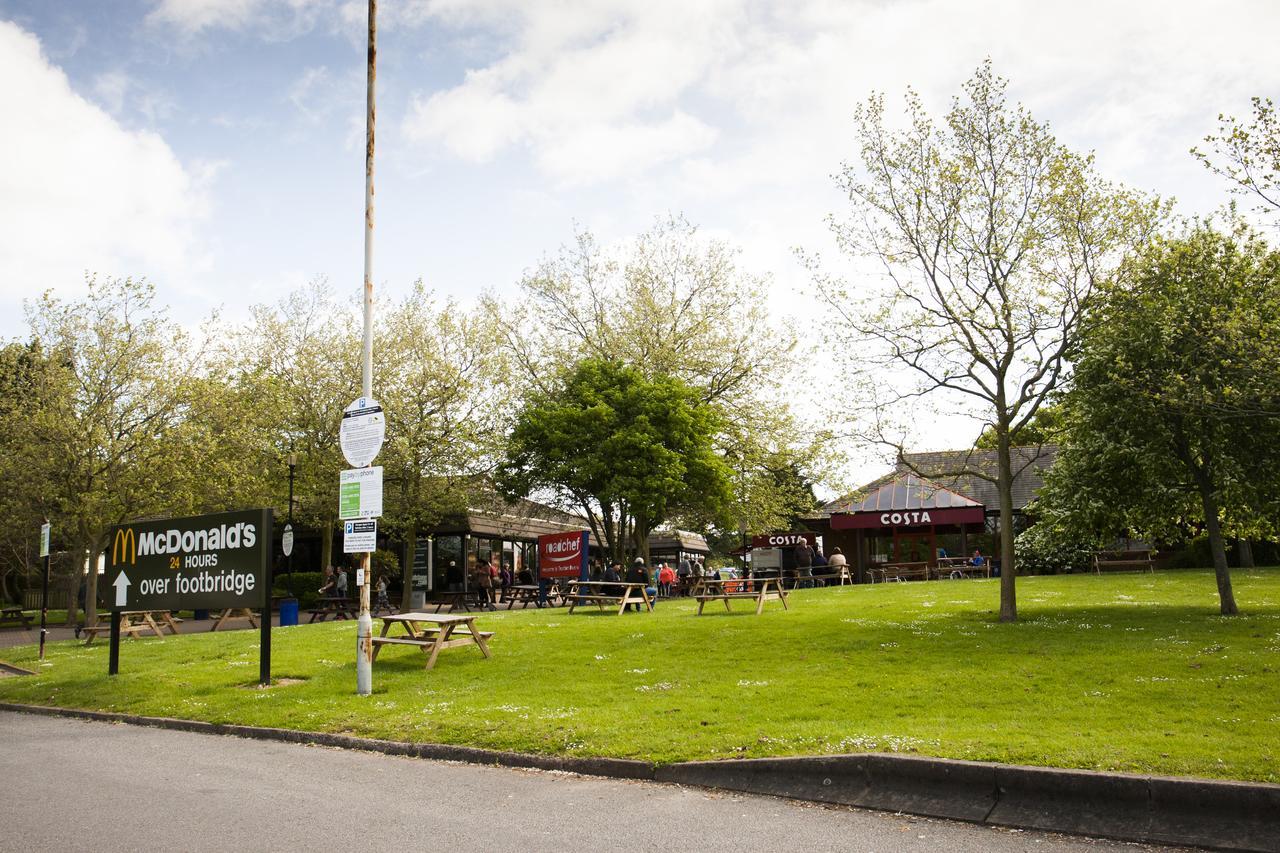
[0,712,1183,853]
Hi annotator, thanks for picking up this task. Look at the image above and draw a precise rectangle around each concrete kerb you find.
[3,702,1277,851]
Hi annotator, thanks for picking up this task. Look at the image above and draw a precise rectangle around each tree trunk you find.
[1236,538,1255,569]
[320,518,333,573]
[81,536,97,628]
[996,425,1017,623]
[401,530,416,612]
[1195,474,1239,615]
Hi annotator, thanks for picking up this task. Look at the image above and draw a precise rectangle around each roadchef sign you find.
[537,530,589,580]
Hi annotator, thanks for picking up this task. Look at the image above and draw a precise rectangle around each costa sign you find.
[831,506,985,530]
[537,530,589,579]
[751,532,816,549]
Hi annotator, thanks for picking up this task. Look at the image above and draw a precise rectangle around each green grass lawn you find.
[2,569,1277,782]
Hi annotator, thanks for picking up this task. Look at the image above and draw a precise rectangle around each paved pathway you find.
[0,712,1183,852]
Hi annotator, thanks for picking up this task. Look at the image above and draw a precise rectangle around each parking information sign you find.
[339,397,385,468]
[102,508,273,612]
[344,520,377,553]
[338,466,383,520]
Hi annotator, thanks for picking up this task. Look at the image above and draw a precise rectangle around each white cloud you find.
[0,21,210,312]
[146,0,332,38]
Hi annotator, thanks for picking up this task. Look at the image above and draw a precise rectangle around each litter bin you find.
[193,609,210,621]
[411,590,426,610]
[279,598,299,627]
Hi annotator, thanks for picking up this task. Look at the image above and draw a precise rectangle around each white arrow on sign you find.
[113,571,131,607]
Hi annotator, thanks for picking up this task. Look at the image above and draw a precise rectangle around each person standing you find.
[334,566,349,600]
[658,563,675,598]
[473,559,494,610]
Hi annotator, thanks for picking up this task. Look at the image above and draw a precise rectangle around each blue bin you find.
[193,609,210,621]
[279,598,299,627]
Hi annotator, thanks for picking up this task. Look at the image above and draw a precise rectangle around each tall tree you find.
[1193,96,1280,223]
[1037,224,1280,615]
[497,358,733,563]
[816,61,1157,621]
[376,282,511,608]
[487,215,827,537]
[17,278,195,626]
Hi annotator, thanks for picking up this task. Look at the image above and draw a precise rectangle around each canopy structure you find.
[830,473,984,530]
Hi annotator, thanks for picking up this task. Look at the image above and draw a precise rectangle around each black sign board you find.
[102,508,273,611]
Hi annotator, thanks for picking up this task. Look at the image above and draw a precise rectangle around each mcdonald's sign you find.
[112,528,137,566]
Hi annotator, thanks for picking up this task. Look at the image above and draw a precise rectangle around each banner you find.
[750,532,816,549]
[537,530,589,580]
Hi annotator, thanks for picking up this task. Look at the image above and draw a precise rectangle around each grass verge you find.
[2,569,1277,781]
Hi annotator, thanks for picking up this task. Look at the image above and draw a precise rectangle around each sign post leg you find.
[260,601,271,686]
[38,553,50,661]
[108,610,120,676]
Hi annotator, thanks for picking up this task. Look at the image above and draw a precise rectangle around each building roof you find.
[811,445,1059,520]
[647,528,711,554]
[829,472,982,515]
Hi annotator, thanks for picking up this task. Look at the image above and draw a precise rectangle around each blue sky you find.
[2,0,1279,472]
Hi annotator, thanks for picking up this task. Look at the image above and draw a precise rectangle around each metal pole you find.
[38,522,50,661]
[355,0,376,697]
[287,455,295,597]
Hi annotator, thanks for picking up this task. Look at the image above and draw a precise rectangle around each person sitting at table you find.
[603,560,622,594]
[970,549,985,567]
[625,558,653,611]
[811,546,828,587]
[828,547,848,575]
[517,566,533,585]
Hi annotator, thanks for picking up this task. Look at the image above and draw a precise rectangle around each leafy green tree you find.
[816,61,1158,621]
[497,358,733,562]
[975,401,1067,450]
[376,283,512,608]
[1193,97,1280,223]
[1038,224,1280,615]
[13,278,195,626]
[487,215,828,540]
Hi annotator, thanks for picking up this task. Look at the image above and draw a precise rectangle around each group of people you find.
[317,566,394,612]
[787,544,849,588]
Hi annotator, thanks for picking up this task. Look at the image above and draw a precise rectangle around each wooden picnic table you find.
[372,612,493,670]
[210,608,258,631]
[81,610,182,644]
[694,577,789,615]
[422,590,473,613]
[870,562,930,583]
[0,607,32,631]
[504,583,564,609]
[564,580,653,616]
[306,597,355,623]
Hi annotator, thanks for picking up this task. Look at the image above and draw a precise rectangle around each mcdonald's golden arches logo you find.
[112,528,136,566]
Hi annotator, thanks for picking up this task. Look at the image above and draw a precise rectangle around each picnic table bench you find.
[694,577,789,615]
[306,597,356,622]
[81,610,181,644]
[0,607,32,630]
[210,608,257,631]
[504,584,549,609]
[1094,550,1154,574]
[565,580,653,616]
[870,562,930,583]
[422,591,473,613]
[371,612,493,670]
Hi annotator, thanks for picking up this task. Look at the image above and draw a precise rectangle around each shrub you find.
[1014,524,1094,575]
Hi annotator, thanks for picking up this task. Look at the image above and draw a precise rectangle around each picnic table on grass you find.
[210,608,258,631]
[694,577,789,615]
[372,612,493,670]
[504,583,564,609]
[81,610,183,644]
[564,580,653,616]
[306,597,356,622]
[0,607,32,631]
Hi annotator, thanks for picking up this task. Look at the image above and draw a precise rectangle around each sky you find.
[2,0,1279,482]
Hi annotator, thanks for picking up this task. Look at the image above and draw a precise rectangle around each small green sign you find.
[339,482,361,517]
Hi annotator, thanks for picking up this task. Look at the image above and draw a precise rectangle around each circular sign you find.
[339,397,385,468]
[282,523,294,557]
